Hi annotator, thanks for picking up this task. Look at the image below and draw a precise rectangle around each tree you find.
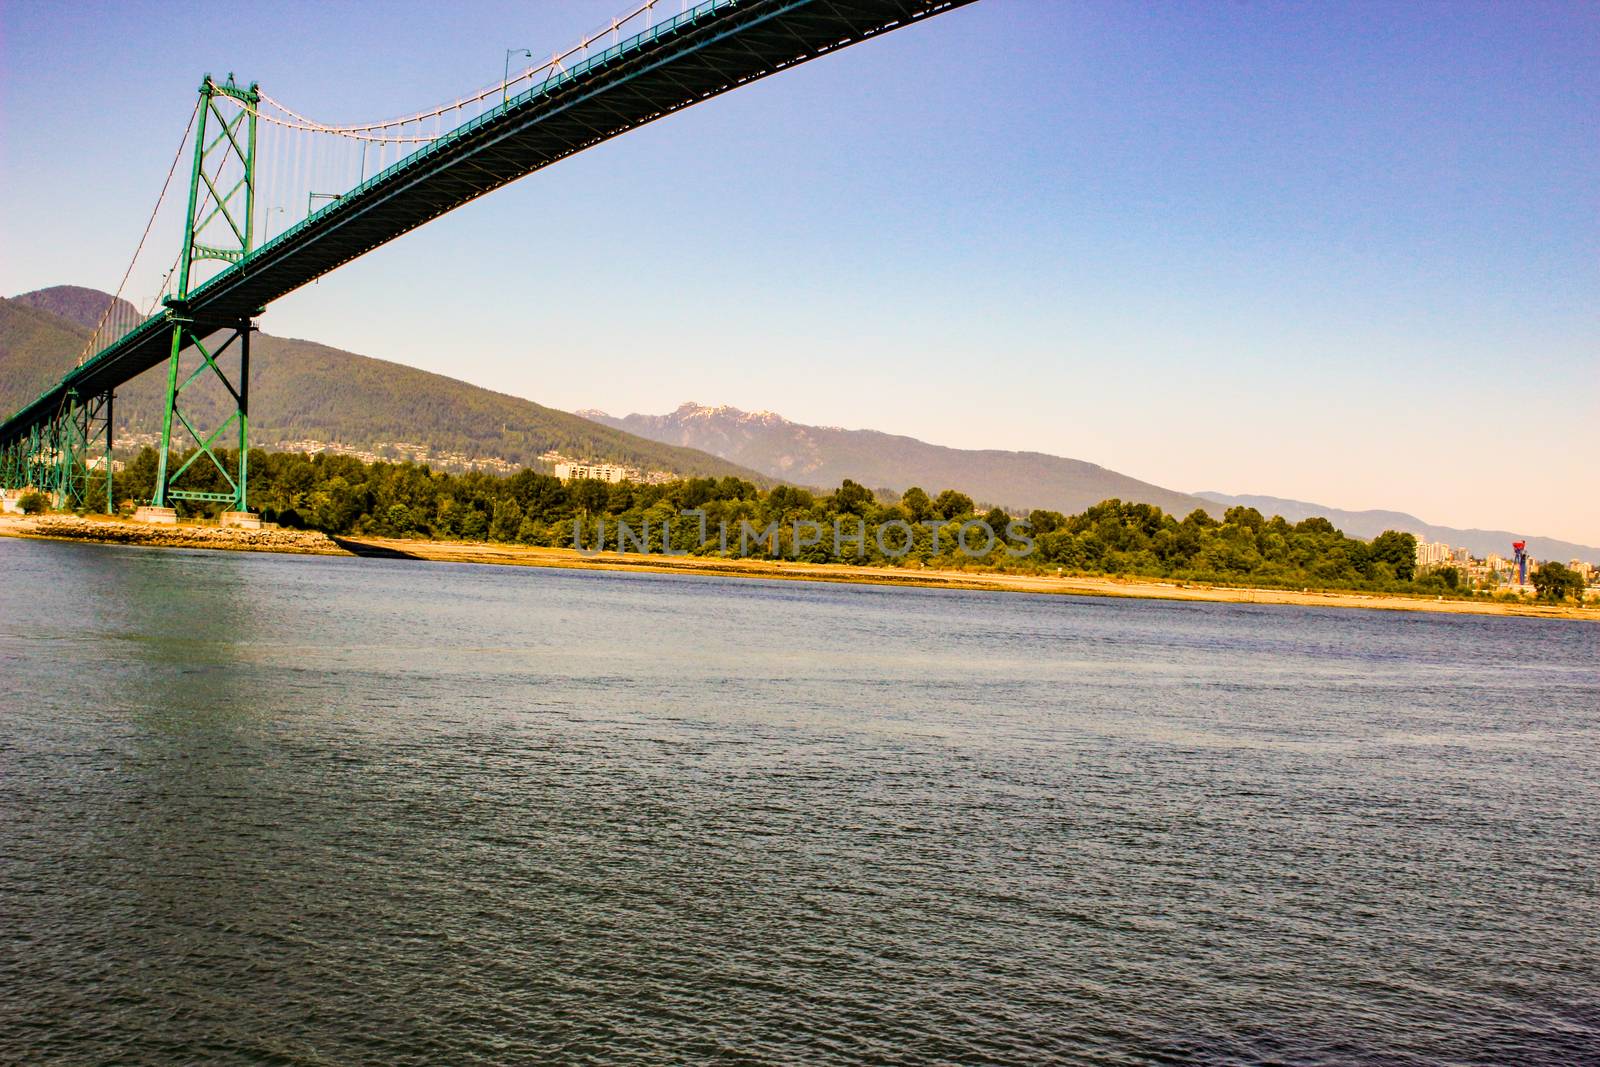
[17,489,48,515]
[384,503,416,535]
[901,487,932,522]
[311,476,363,532]
[459,504,489,541]
[489,498,523,542]
[1370,530,1417,582]
[1223,505,1265,531]
[1531,562,1585,604]
[121,447,159,503]
[931,489,974,520]
[765,484,814,518]
[516,515,545,545]
[567,478,611,516]
[1029,509,1065,536]
[831,479,874,517]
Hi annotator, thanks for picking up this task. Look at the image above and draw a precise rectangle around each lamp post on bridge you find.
[504,48,534,107]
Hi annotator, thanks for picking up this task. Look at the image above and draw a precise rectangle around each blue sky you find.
[3,1,1596,543]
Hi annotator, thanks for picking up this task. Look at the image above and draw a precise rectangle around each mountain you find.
[580,402,1220,518]
[0,299,91,415]
[11,285,138,331]
[1197,491,1600,566]
[1,288,766,481]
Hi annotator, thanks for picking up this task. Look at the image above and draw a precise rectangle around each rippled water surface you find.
[1,537,1597,1064]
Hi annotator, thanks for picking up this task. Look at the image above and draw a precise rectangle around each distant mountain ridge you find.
[1197,491,1600,566]
[580,402,1220,518]
[11,285,139,332]
[1,288,766,482]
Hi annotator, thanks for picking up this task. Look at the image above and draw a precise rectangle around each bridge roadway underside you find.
[1,0,977,447]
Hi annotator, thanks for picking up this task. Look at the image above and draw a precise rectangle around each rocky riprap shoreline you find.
[6,515,342,554]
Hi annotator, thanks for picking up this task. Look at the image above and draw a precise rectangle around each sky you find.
[2,0,1596,543]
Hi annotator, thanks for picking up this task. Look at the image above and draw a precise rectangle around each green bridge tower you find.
[150,73,259,517]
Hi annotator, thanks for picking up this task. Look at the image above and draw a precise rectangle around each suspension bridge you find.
[0,0,975,519]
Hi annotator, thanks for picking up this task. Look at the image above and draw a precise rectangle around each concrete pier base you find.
[133,506,178,525]
[220,511,261,530]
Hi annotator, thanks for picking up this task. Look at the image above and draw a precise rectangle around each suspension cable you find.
[78,0,705,368]
[245,0,686,139]
[81,98,201,364]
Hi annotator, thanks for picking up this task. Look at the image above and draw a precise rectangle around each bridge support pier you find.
[52,390,114,512]
[0,389,115,512]
[152,313,255,516]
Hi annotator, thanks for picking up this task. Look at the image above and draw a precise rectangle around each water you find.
[1,536,1596,1065]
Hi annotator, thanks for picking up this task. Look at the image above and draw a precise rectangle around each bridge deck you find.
[2,0,975,447]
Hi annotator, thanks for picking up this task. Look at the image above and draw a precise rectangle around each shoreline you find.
[2,513,1592,622]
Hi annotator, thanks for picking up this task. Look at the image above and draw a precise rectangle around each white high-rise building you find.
[1414,540,1454,568]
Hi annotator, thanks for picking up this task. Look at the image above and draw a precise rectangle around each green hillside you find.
[0,299,90,415]
[0,289,766,481]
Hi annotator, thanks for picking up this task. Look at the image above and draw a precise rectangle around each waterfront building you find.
[553,461,636,484]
